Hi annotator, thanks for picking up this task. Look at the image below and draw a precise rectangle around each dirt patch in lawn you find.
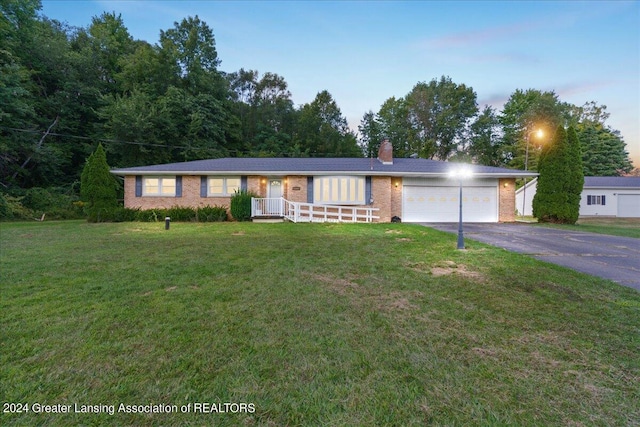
[373,290,424,312]
[309,273,423,313]
[407,260,484,280]
[310,273,361,295]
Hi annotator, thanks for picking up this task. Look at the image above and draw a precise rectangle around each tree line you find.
[1,0,634,195]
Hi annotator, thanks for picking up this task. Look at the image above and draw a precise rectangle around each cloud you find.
[478,80,614,112]
[553,81,612,98]
[419,19,542,50]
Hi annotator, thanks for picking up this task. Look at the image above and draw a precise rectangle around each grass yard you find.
[1,221,639,426]
[535,217,640,239]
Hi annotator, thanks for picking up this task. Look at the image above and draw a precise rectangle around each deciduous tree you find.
[296,90,361,157]
[405,76,477,160]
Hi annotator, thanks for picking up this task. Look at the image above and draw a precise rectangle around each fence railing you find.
[251,197,379,223]
[251,198,285,217]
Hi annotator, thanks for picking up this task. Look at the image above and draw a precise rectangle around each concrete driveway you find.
[421,223,640,291]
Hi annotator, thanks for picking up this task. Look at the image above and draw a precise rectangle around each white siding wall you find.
[580,188,640,217]
[516,180,640,217]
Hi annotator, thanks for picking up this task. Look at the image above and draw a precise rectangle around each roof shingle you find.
[111,157,537,178]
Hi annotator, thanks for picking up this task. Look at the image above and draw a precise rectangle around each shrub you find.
[2,187,85,220]
[230,190,256,221]
[0,193,11,219]
[136,209,164,222]
[166,206,197,222]
[197,205,228,222]
[22,188,56,211]
[112,207,140,222]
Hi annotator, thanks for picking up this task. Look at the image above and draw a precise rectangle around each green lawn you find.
[1,221,639,426]
[534,217,640,238]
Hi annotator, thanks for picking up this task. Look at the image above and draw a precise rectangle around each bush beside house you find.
[230,190,257,221]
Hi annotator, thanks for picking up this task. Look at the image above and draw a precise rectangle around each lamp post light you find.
[521,128,544,219]
[449,166,473,250]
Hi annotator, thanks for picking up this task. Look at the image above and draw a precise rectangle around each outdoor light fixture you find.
[449,166,474,250]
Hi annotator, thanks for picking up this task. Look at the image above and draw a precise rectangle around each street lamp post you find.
[456,178,465,249]
[521,128,543,219]
[449,166,473,250]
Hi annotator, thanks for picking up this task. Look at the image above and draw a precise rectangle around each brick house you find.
[111,140,537,223]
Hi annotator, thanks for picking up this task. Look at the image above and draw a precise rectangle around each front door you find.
[268,179,283,199]
[264,179,283,216]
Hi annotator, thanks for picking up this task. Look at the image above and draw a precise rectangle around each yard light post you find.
[521,128,544,219]
[449,166,473,250]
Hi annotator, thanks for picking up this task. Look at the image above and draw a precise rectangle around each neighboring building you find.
[111,140,537,223]
[516,176,640,218]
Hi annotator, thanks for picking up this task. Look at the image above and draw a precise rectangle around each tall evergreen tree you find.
[532,125,582,224]
[80,144,118,222]
[565,126,584,223]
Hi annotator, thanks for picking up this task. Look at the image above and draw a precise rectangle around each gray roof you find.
[111,157,537,178]
[584,176,640,188]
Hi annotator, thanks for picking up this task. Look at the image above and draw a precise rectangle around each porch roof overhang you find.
[111,157,539,179]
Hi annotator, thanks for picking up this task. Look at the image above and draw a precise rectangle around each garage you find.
[617,194,640,218]
[402,178,498,223]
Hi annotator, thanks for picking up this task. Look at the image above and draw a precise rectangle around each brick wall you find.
[390,177,402,219]
[285,175,308,203]
[498,178,516,222]
[124,175,234,210]
[247,176,263,197]
[371,176,391,222]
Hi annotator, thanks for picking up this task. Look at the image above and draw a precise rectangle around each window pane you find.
[340,178,348,202]
[226,178,241,194]
[314,179,321,203]
[161,178,176,195]
[331,178,339,201]
[144,178,159,194]
[209,178,224,195]
[357,178,365,202]
[322,179,330,201]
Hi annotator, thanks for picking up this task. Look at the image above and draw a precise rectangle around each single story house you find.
[515,176,640,218]
[111,140,537,223]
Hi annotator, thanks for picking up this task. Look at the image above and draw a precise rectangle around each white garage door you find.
[403,185,498,222]
[617,194,640,218]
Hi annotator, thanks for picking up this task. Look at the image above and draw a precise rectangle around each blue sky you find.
[41,0,640,166]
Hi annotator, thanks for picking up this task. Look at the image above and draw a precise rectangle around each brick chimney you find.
[377,138,393,165]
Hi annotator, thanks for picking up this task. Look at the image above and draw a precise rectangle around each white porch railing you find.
[251,197,379,223]
[251,197,285,217]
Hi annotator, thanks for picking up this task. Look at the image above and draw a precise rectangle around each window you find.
[208,177,241,196]
[143,177,176,196]
[314,176,365,205]
[587,195,606,205]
